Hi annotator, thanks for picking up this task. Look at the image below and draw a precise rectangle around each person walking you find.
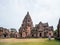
[48,33,51,40]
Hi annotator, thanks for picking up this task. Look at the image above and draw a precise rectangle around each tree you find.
[54,29,58,37]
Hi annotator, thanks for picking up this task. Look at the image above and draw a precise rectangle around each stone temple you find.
[55,18,60,39]
[19,12,33,38]
[19,12,54,38]
[32,22,53,38]
[57,19,60,37]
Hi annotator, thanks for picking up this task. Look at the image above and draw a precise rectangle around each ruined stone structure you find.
[57,19,60,37]
[0,27,18,38]
[10,28,19,38]
[32,22,53,38]
[19,12,33,38]
[10,28,17,38]
[0,27,3,38]
[0,12,54,38]
[56,19,60,39]
[0,27,10,38]
[19,12,54,38]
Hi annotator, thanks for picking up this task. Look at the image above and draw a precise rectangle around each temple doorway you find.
[39,33,42,37]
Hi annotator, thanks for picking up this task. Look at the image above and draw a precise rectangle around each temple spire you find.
[19,12,33,38]
[27,11,29,15]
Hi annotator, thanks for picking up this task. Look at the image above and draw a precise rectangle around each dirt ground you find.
[0,38,51,42]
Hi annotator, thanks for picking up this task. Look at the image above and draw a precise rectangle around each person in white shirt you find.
[48,33,51,40]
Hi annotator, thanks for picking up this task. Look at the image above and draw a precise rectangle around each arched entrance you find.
[39,33,42,37]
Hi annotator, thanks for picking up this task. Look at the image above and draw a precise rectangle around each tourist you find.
[48,34,51,40]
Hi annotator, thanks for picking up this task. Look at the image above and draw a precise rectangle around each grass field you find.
[0,38,60,45]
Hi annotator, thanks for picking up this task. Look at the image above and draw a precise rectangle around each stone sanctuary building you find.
[19,12,54,38]
[0,12,54,38]
[32,22,53,38]
[55,19,60,39]
[0,27,19,38]
[0,27,10,38]
[10,28,17,38]
[10,28,19,38]
[19,12,33,38]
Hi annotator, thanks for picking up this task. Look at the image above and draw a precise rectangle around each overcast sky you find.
[0,0,60,31]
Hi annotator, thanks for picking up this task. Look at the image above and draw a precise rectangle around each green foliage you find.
[54,29,58,36]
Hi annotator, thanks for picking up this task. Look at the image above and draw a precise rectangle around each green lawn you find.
[0,38,60,45]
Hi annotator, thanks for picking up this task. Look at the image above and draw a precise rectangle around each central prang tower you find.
[19,12,33,38]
